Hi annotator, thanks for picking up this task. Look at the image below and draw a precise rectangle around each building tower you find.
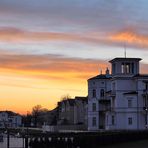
[88,57,148,130]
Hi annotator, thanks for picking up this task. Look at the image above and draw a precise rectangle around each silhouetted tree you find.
[32,105,48,127]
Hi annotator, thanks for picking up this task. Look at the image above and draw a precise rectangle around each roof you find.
[109,57,142,63]
[75,96,88,103]
[88,74,112,81]
[59,99,75,106]
[0,111,20,116]
[133,74,148,78]
[75,96,87,100]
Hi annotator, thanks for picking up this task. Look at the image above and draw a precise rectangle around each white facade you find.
[0,111,22,128]
[88,57,148,130]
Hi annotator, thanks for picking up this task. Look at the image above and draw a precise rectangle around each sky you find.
[0,0,148,114]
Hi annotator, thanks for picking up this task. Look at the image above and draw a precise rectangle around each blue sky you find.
[0,0,148,61]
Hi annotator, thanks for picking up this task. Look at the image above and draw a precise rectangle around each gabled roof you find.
[0,111,20,116]
[88,74,112,81]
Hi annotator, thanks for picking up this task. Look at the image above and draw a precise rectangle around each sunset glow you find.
[0,0,148,114]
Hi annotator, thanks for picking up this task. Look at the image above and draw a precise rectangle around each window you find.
[112,82,115,91]
[92,103,96,112]
[92,117,96,127]
[128,117,132,125]
[145,83,148,90]
[100,89,104,98]
[121,63,130,74]
[126,63,130,73]
[128,100,132,108]
[121,63,124,73]
[113,63,116,74]
[112,115,115,125]
[143,96,148,108]
[92,89,96,98]
[106,115,108,125]
[131,63,134,73]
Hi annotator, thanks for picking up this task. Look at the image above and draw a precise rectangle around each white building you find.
[0,111,22,128]
[88,57,148,130]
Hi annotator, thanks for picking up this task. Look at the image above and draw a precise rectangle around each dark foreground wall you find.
[28,130,148,148]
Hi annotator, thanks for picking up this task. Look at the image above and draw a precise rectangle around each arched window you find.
[100,89,104,98]
[92,89,96,98]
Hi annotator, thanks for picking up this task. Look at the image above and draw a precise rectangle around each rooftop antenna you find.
[124,42,127,58]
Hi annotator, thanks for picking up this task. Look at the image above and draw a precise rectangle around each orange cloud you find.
[0,54,109,81]
[1,27,148,50]
[110,29,148,48]
[0,53,110,114]
[0,27,100,44]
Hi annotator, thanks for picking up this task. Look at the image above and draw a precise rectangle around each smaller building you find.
[57,96,87,126]
[0,111,22,128]
[74,97,88,126]
[57,99,75,125]
[43,96,88,132]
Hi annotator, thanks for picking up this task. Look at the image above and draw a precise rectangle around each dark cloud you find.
[0,0,148,33]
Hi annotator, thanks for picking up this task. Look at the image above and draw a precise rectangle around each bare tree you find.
[60,94,71,101]
[32,105,48,127]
